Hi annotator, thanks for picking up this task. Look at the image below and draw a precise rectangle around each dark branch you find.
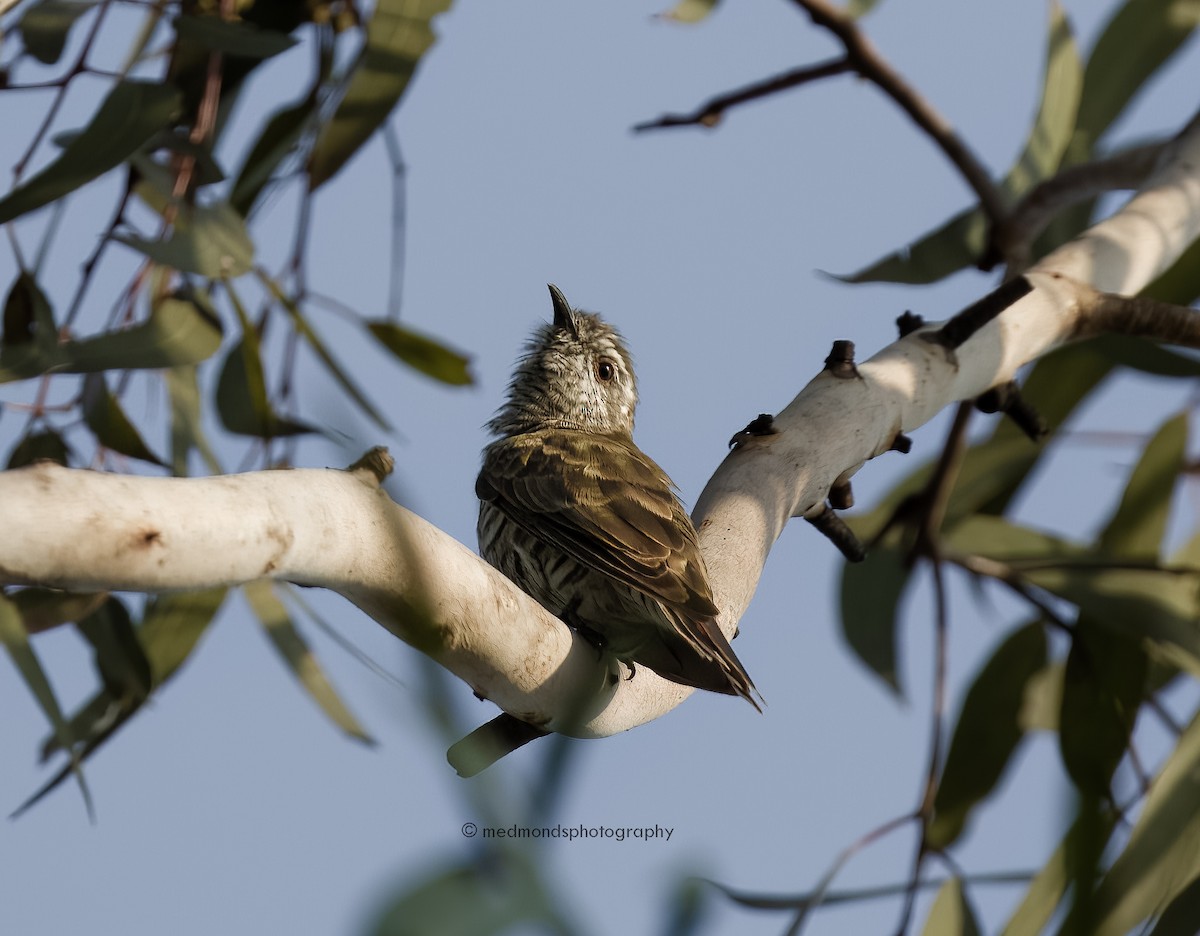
[633,57,852,133]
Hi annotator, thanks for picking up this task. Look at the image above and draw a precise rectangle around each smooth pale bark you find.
[2,116,1199,738]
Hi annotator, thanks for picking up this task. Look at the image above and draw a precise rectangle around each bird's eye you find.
[596,360,616,382]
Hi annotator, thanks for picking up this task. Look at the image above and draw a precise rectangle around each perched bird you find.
[476,284,759,708]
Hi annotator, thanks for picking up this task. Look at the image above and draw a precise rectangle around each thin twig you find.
[633,57,852,132]
[785,812,917,935]
[383,121,407,320]
[11,0,114,181]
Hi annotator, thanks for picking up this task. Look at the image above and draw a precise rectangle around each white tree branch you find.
[2,114,1199,746]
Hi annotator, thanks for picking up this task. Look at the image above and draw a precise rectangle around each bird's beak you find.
[548,283,579,339]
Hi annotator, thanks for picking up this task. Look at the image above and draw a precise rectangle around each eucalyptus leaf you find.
[81,373,167,467]
[308,0,454,189]
[244,581,373,743]
[368,320,473,385]
[0,81,181,225]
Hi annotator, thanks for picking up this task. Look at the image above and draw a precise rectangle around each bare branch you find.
[633,57,852,133]
[1,107,1199,761]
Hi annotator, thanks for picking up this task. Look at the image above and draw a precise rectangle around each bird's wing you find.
[477,430,721,621]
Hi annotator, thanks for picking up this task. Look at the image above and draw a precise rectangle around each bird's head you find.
[488,284,638,437]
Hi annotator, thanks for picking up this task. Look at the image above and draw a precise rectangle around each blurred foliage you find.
[1,0,1200,934]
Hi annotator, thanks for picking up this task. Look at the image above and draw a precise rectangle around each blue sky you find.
[1,2,1199,934]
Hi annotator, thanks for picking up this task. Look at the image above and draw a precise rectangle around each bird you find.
[476,283,759,709]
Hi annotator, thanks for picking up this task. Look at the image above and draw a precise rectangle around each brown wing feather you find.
[478,430,758,705]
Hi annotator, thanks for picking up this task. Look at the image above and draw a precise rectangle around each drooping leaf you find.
[1141,235,1200,306]
[81,373,167,466]
[0,81,181,224]
[73,293,223,370]
[6,429,72,468]
[171,12,299,59]
[75,597,153,706]
[1059,625,1145,797]
[1088,713,1200,936]
[9,588,107,634]
[1099,411,1186,559]
[920,878,982,936]
[839,532,909,694]
[999,806,1116,936]
[230,96,316,216]
[1149,875,1200,936]
[835,206,985,286]
[1075,0,1200,148]
[0,594,93,817]
[657,0,721,23]
[0,293,223,383]
[258,274,390,429]
[166,365,222,476]
[367,853,567,936]
[1019,662,1064,732]
[116,201,255,279]
[137,588,227,685]
[244,581,373,743]
[367,320,473,385]
[3,272,57,348]
[215,289,315,438]
[1091,335,1200,378]
[945,515,1200,677]
[1005,2,1083,194]
[17,0,98,65]
[308,0,454,189]
[928,622,1047,849]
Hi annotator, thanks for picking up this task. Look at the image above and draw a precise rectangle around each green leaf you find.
[9,588,107,634]
[368,853,566,936]
[0,80,181,225]
[257,274,390,429]
[81,373,167,466]
[308,0,454,189]
[945,515,1200,678]
[6,429,71,468]
[116,201,255,279]
[0,594,93,816]
[657,0,721,23]
[230,96,316,216]
[1100,412,1186,559]
[844,0,884,17]
[0,293,224,383]
[244,581,373,744]
[367,320,473,385]
[1089,713,1200,936]
[1149,875,1200,936]
[166,365,222,475]
[835,206,984,286]
[215,337,316,438]
[17,0,98,65]
[1005,2,1082,195]
[137,588,227,685]
[920,878,982,936]
[76,597,153,706]
[1091,335,1200,378]
[1059,625,1145,797]
[928,622,1047,849]
[999,809,1115,936]
[839,3,1081,284]
[4,272,57,349]
[1142,235,1200,306]
[1076,0,1200,147]
[839,532,909,694]
[172,12,299,59]
[1019,662,1063,732]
